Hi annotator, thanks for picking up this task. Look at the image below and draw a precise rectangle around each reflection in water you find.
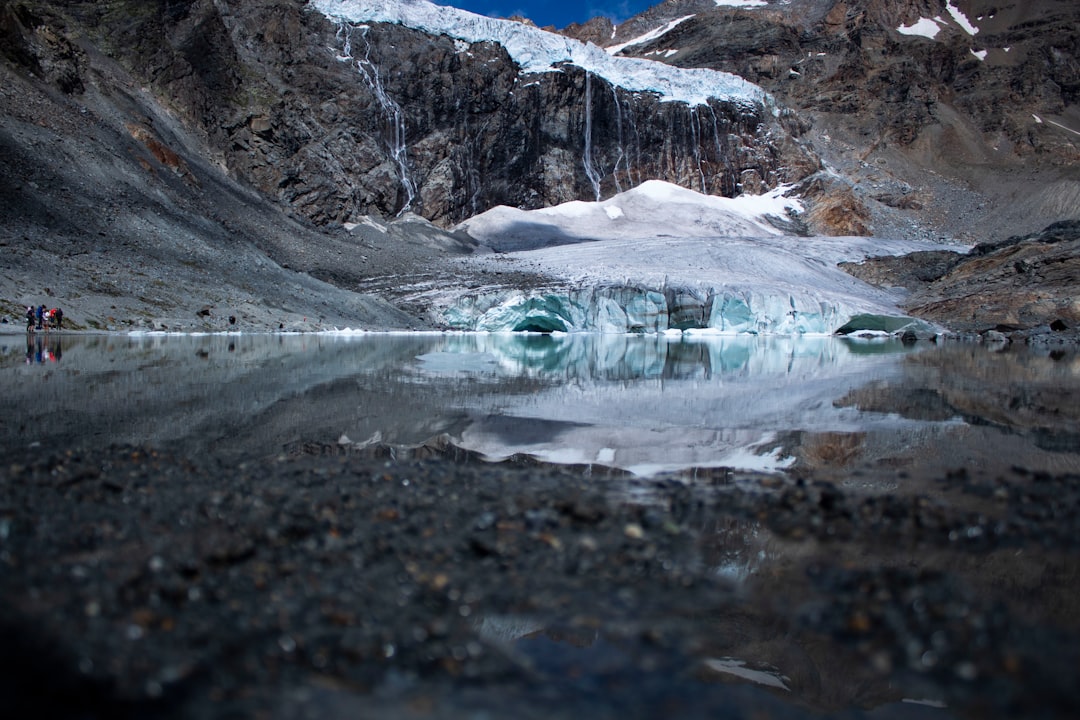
[1,333,1078,477]
[23,334,62,364]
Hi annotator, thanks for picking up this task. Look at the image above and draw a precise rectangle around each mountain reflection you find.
[2,334,1077,478]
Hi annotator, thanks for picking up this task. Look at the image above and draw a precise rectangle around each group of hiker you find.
[26,304,63,332]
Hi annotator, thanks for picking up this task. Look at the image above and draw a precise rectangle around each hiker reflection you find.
[25,335,62,364]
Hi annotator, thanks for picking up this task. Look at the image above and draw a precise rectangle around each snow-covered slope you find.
[310,0,766,106]
[441,182,954,335]
[457,180,802,251]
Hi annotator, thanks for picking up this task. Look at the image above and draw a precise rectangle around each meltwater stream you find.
[3,333,1078,480]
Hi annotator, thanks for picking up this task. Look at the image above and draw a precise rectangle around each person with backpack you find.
[26,306,35,332]
[35,304,45,330]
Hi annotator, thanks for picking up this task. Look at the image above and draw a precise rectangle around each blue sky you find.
[441,1,660,28]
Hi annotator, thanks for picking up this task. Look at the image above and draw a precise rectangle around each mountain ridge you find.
[1,0,1077,338]
[589,0,1080,241]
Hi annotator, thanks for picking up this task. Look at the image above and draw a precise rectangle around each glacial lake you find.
[4,332,1078,482]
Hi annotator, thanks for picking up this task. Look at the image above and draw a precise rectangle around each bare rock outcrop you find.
[904,220,1080,334]
[844,221,1080,335]
[20,0,818,228]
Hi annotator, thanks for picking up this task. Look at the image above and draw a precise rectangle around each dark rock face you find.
[296,19,817,225]
[19,1,818,228]
[839,250,965,289]
[618,0,1079,159]
[0,2,84,93]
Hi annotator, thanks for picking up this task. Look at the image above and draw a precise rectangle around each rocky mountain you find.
[0,0,1077,337]
[596,0,1080,241]
[4,0,817,228]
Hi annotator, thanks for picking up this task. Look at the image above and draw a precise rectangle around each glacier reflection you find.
[3,333,1076,478]
[410,333,927,475]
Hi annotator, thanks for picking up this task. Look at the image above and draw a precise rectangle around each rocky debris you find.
[0,2,84,94]
[2,446,1079,718]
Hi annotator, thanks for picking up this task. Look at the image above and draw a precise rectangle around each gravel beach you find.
[2,442,1078,719]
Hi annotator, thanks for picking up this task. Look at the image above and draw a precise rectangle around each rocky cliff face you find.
[7,0,818,228]
[603,0,1080,240]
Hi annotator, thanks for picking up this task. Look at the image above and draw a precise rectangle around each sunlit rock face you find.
[603,0,1080,240]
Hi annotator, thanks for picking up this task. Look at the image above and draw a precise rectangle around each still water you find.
[4,332,1078,480]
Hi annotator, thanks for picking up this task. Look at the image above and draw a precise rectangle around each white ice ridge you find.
[310,0,767,106]
[458,180,803,250]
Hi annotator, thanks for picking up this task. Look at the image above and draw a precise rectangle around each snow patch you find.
[970,49,987,61]
[946,1,979,35]
[897,17,942,39]
[714,0,769,7]
[604,205,625,220]
[311,1,766,106]
[606,14,695,56]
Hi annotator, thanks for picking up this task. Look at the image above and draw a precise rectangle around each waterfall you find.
[609,85,626,194]
[689,107,707,194]
[582,73,602,202]
[336,23,416,215]
[707,104,736,196]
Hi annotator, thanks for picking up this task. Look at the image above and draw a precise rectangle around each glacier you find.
[441,182,954,336]
[310,0,767,107]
